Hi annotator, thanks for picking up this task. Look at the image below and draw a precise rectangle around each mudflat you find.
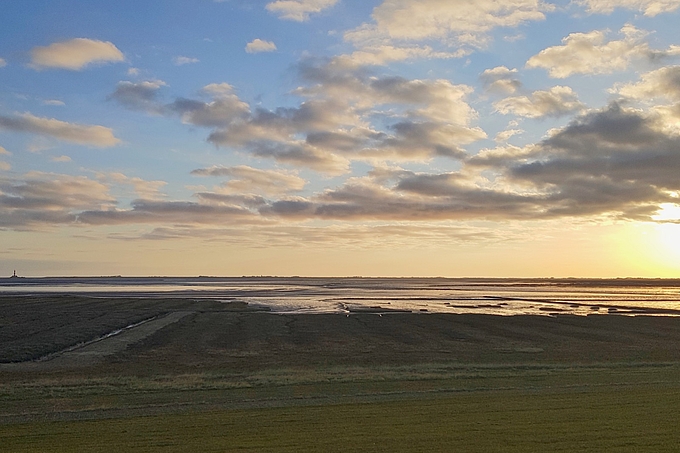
[2,294,680,451]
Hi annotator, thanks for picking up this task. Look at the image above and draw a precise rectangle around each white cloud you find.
[615,66,680,102]
[0,161,10,171]
[480,67,522,94]
[29,38,124,70]
[495,128,524,142]
[494,86,585,118]
[0,146,10,156]
[173,56,199,66]
[342,0,553,64]
[0,58,6,68]
[575,0,680,16]
[127,67,140,76]
[526,25,680,78]
[245,39,277,54]
[0,113,120,147]
[50,155,72,163]
[266,0,338,21]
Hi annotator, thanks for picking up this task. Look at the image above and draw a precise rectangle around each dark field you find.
[2,294,680,451]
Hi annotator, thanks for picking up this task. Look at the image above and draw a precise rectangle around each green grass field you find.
[3,381,680,452]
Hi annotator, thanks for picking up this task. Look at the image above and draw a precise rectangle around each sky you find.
[2,0,680,277]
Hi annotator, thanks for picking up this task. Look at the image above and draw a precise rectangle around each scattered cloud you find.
[0,113,120,147]
[127,67,140,76]
[172,56,199,66]
[0,146,10,156]
[266,0,338,21]
[494,86,585,118]
[342,0,553,65]
[29,38,124,70]
[575,0,680,16]
[111,61,485,173]
[3,102,680,235]
[245,39,277,54]
[526,25,680,78]
[0,161,10,171]
[0,58,6,67]
[50,155,72,162]
[480,67,522,94]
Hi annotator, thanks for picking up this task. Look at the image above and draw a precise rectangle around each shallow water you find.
[2,277,680,316]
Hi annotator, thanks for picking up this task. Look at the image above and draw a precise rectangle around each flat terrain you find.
[2,294,680,451]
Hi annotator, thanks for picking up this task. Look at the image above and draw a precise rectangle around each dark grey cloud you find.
[511,103,680,192]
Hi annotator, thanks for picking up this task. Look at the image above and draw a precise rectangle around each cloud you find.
[29,38,124,70]
[495,103,680,218]
[96,172,167,200]
[480,67,522,94]
[173,56,199,66]
[168,84,251,127]
[0,113,120,147]
[109,80,251,125]
[5,103,680,235]
[245,39,277,54]
[615,65,680,101]
[526,25,680,78]
[259,170,547,221]
[0,172,116,230]
[109,80,167,113]
[50,155,71,163]
[42,99,65,106]
[494,86,585,118]
[495,128,524,142]
[0,161,10,171]
[575,0,680,16]
[0,58,6,68]
[77,199,261,226]
[121,222,505,247]
[342,0,553,64]
[111,60,485,173]
[0,146,10,156]
[191,165,306,195]
[266,0,338,21]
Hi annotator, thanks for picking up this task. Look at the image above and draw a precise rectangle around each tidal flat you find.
[2,290,680,451]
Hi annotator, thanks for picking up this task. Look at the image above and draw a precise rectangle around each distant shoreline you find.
[3,275,680,286]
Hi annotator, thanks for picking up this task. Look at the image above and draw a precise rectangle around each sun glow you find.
[648,204,680,272]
